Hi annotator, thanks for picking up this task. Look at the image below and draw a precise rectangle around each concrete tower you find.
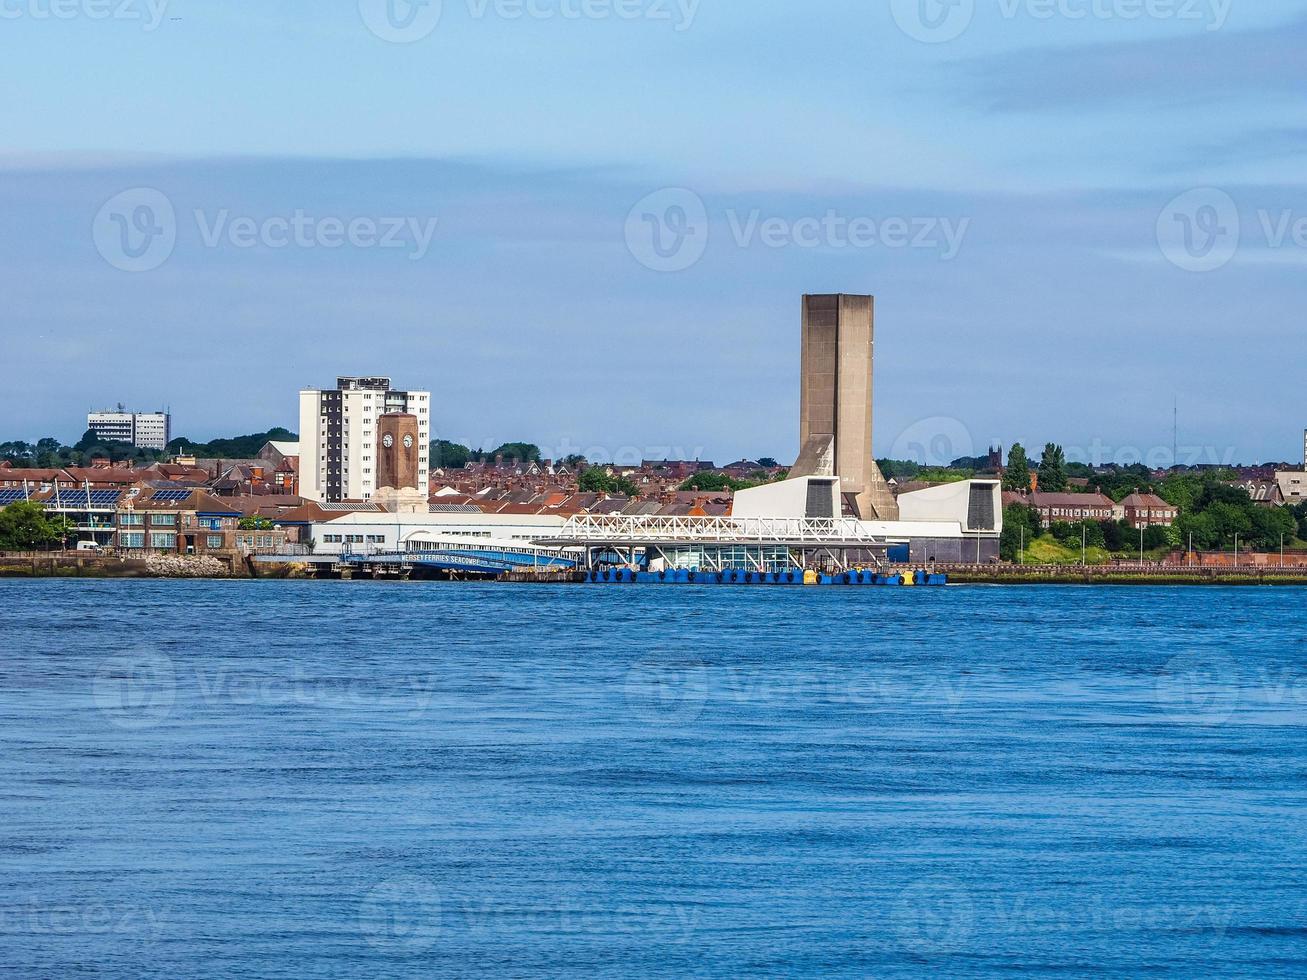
[793,294,898,521]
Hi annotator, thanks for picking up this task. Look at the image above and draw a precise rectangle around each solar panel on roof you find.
[0,489,31,504]
[150,489,192,502]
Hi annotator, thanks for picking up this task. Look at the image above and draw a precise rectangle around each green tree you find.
[0,502,62,551]
[486,442,541,465]
[678,472,768,493]
[239,516,274,530]
[876,459,920,481]
[578,468,639,497]
[1250,505,1296,551]
[1037,443,1068,493]
[999,503,1042,562]
[430,440,471,470]
[757,457,779,469]
[1003,443,1031,492]
[168,427,296,460]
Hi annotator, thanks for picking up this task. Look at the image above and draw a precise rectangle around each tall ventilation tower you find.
[792,293,898,521]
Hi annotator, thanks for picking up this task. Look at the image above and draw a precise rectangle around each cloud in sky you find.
[956,13,1307,112]
[3,2,1307,463]
[3,156,1305,464]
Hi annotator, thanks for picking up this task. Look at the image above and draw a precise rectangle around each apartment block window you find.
[119,513,144,527]
[207,535,223,548]
[150,533,176,549]
[151,513,177,526]
[120,532,145,549]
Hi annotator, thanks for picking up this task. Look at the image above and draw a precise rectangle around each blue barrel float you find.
[584,568,946,586]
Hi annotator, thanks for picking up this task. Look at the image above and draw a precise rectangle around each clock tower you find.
[376,413,421,492]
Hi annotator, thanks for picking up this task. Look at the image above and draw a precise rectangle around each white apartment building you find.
[298,377,430,502]
[86,410,171,450]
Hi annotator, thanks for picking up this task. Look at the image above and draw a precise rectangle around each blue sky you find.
[3,0,1306,465]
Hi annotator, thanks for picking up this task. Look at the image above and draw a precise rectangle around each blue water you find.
[1,580,1305,978]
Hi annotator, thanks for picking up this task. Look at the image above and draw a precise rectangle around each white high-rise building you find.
[298,377,430,502]
[86,410,171,450]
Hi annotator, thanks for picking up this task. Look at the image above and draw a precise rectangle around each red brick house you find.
[1121,492,1177,528]
[1027,492,1116,527]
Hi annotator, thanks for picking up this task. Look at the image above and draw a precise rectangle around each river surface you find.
[1,579,1305,977]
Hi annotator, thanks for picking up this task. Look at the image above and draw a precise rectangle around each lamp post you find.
[1140,525,1145,565]
[1234,532,1240,566]
[1081,523,1087,567]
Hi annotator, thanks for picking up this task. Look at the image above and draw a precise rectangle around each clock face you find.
[382,434,394,448]
[403,435,414,449]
